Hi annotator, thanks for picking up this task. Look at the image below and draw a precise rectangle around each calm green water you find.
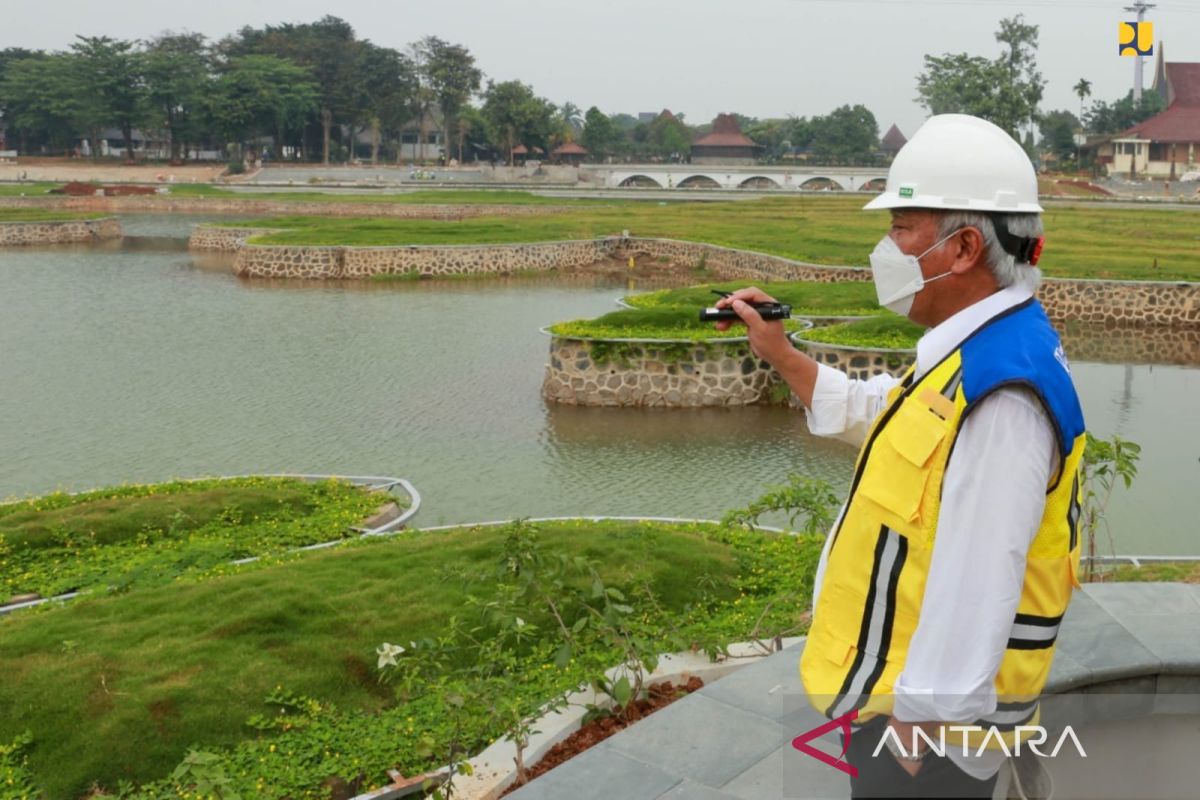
[1,215,1196,554]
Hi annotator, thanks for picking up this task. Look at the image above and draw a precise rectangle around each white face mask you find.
[868,229,962,316]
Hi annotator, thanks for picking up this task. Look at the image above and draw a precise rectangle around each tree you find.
[809,104,879,163]
[210,55,318,158]
[1039,110,1080,163]
[481,80,556,165]
[993,14,1044,139]
[415,36,482,162]
[916,15,1046,140]
[354,43,417,163]
[1084,90,1165,135]
[70,36,145,159]
[581,106,618,159]
[0,53,100,154]
[143,33,212,162]
[645,111,690,161]
[229,16,360,164]
[1072,78,1092,125]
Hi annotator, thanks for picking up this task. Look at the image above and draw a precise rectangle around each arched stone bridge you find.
[586,165,888,192]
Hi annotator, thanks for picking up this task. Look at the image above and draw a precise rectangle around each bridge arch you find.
[618,174,663,189]
[799,176,846,191]
[738,176,781,189]
[677,175,722,189]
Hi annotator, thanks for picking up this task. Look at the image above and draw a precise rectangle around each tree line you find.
[0,13,1167,168]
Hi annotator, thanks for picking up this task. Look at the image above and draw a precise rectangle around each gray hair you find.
[934,211,1043,290]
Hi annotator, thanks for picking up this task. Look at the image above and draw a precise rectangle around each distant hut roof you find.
[881,124,908,153]
[552,142,588,155]
[692,114,756,147]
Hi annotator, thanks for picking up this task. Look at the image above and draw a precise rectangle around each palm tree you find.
[560,102,583,134]
[1073,78,1092,129]
[1073,78,1093,169]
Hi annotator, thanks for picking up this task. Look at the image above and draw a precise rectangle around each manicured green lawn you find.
[0,517,821,799]
[550,305,808,342]
[0,183,58,197]
[215,195,1200,281]
[0,477,387,604]
[625,280,883,317]
[797,316,925,351]
[0,208,107,222]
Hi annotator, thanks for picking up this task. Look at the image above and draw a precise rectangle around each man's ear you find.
[950,226,987,275]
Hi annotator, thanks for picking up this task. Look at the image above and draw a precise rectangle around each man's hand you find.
[885,716,936,777]
[713,286,795,366]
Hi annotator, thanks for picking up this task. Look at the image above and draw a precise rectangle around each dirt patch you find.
[500,676,704,796]
[51,182,159,197]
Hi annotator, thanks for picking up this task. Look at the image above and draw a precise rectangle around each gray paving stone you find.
[699,643,806,721]
[1082,582,1200,617]
[721,744,849,800]
[505,744,680,800]
[1055,590,1162,683]
[655,779,741,799]
[606,693,787,788]
[1045,648,1096,692]
[1112,612,1200,673]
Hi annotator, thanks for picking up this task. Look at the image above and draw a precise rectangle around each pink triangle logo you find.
[791,709,859,777]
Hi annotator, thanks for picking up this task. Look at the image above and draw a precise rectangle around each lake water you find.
[1,214,1196,555]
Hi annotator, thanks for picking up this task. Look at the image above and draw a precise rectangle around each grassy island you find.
[208,194,1200,281]
[0,514,822,799]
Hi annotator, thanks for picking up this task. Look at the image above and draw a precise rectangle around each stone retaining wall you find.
[1037,278,1198,327]
[201,229,1199,328]
[187,225,281,253]
[542,338,787,407]
[0,216,122,246]
[792,338,916,381]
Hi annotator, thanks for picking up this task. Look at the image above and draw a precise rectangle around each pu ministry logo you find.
[1119,21,1153,56]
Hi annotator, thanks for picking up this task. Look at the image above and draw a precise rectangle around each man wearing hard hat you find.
[715,114,1085,798]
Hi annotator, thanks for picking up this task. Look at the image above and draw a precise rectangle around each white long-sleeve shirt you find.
[806,283,1059,779]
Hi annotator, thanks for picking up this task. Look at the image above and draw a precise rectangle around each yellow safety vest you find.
[800,298,1086,747]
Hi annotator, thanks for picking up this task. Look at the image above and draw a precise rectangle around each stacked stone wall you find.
[187,226,281,252]
[0,217,122,246]
[791,339,916,381]
[542,338,786,407]
[202,228,1199,328]
[1037,278,1198,328]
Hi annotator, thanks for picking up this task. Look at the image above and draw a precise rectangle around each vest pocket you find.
[858,402,948,526]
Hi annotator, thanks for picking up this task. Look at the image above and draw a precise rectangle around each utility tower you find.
[1124,0,1156,102]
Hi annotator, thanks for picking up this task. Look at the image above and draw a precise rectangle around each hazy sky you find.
[8,0,1200,138]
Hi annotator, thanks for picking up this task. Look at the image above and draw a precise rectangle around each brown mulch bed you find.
[499,676,704,796]
[51,181,159,196]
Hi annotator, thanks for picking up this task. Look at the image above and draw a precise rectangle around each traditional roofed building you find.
[880,124,908,157]
[690,114,761,164]
[550,141,588,166]
[1103,45,1200,178]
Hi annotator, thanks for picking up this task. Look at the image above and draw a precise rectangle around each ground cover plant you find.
[203,195,1200,281]
[163,185,592,206]
[623,280,883,318]
[0,477,388,604]
[548,305,808,342]
[796,316,925,351]
[0,208,108,222]
[0,506,825,800]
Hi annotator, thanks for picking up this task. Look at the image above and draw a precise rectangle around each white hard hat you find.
[864,114,1043,214]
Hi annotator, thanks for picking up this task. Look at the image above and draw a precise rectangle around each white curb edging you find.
[451,636,803,800]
